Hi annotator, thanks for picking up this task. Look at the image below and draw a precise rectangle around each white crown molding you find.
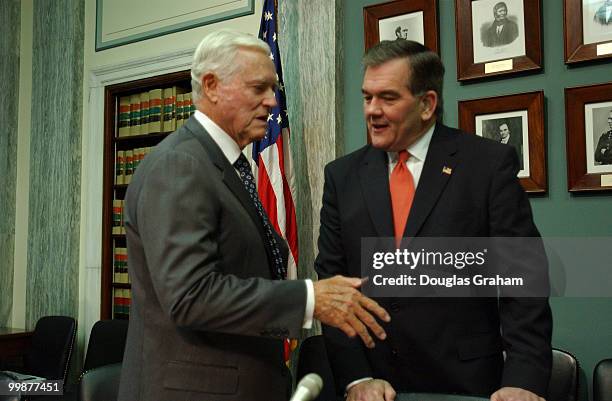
[89,47,195,88]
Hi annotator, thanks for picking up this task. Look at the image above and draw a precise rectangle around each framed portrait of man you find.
[378,11,425,44]
[565,82,612,192]
[564,0,612,63]
[471,0,526,63]
[585,102,612,173]
[459,91,546,193]
[475,112,529,177]
[455,0,542,81]
[363,0,438,52]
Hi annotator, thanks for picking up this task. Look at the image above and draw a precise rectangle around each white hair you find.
[191,29,271,103]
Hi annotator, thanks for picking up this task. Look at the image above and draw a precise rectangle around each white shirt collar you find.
[194,110,242,165]
[388,122,436,163]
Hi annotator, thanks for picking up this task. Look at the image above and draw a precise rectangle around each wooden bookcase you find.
[100,70,193,319]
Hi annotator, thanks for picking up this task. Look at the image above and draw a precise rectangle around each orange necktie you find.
[390,150,415,246]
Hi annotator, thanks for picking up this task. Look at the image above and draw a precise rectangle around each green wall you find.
[343,1,612,400]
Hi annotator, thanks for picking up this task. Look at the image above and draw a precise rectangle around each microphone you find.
[289,373,323,401]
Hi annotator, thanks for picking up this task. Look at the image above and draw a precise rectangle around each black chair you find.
[296,335,338,401]
[82,320,128,372]
[26,316,77,383]
[594,358,612,401]
[548,348,579,401]
[77,320,128,401]
[0,316,77,382]
[78,363,121,401]
[0,316,76,401]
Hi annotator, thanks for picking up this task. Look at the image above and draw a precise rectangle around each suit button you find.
[391,349,398,357]
[390,302,400,312]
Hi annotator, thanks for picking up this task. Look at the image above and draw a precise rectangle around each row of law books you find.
[117,88,196,137]
[113,288,131,319]
[113,247,129,284]
[116,147,152,185]
[112,199,126,235]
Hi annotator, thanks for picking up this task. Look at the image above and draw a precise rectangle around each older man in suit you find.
[315,40,551,401]
[118,30,390,401]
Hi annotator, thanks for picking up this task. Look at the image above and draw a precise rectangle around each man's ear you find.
[420,90,438,121]
[201,72,219,103]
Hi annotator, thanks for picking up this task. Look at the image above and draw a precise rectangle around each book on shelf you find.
[161,86,187,132]
[134,147,147,172]
[112,200,122,235]
[176,93,185,128]
[121,247,129,283]
[118,97,131,137]
[148,88,163,133]
[129,93,142,136]
[188,92,196,115]
[113,247,129,284]
[140,91,150,135]
[125,150,134,184]
[113,288,131,318]
[115,150,125,185]
[161,87,175,133]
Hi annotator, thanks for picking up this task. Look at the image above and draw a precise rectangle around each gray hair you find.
[362,40,444,116]
[191,29,271,102]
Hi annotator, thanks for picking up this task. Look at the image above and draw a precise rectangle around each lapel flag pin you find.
[442,166,452,175]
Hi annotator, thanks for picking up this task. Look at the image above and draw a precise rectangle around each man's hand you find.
[491,387,545,401]
[313,275,390,348]
[346,379,396,401]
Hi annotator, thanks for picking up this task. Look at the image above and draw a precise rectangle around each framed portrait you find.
[363,0,439,52]
[565,82,612,192]
[564,0,612,64]
[458,91,546,193]
[455,0,542,81]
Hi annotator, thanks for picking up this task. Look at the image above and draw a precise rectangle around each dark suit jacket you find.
[595,130,612,164]
[502,133,523,170]
[118,116,307,401]
[315,124,552,398]
[483,19,519,47]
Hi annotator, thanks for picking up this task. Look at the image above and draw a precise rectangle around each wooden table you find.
[0,327,33,370]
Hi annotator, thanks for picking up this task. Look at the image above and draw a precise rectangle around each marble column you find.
[278,0,344,286]
[0,0,21,326]
[26,0,84,328]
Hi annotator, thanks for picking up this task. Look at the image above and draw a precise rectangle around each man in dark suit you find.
[497,122,523,170]
[482,1,519,47]
[118,30,390,401]
[315,40,551,401]
[595,110,612,165]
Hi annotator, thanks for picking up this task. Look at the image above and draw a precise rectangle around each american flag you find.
[252,0,299,281]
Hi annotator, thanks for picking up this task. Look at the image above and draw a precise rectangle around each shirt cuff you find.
[346,377,374,394]
[302,279,314,329]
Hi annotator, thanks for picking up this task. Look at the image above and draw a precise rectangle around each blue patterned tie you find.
[234,153,286,280]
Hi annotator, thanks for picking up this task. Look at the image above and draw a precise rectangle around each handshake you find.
[312,276,390,348]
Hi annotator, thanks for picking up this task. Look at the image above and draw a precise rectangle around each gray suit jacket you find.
[117,116,307,401]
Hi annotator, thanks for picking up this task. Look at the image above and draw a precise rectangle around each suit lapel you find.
[359,147,394,238]
[183,117,270,246]
[405,124,459,237]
